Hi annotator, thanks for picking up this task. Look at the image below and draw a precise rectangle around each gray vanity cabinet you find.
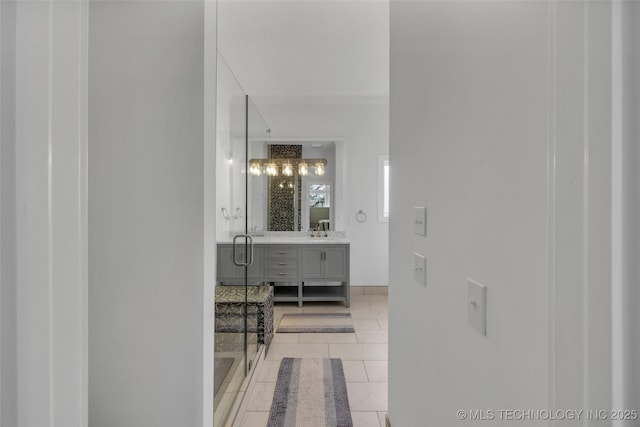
[216,242,349,307]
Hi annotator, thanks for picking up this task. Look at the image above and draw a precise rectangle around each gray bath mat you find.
[276,313,355,333]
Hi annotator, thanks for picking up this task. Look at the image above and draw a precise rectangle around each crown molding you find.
[249,94,389,106]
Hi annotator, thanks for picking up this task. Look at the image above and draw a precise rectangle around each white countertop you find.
[217,232,350,245]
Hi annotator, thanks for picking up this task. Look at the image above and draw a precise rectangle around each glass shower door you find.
[214,53,270,427]
[214,54,253,426]
[243,95,271,366]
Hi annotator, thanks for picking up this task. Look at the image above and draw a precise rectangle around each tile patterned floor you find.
[237,290,388,427]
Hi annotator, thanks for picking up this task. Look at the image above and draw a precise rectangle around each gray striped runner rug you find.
[267,358,353,427]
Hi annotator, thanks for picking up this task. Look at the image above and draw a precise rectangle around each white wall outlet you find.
[414,206,426,236]
[467,279,487,336]
[413,253,426,286]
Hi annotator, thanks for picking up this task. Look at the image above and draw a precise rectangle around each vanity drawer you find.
[265,267,298,280]
[267,259,298,269]
[267,246,298,260]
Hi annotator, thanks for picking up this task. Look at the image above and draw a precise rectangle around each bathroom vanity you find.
[216,236,350,307]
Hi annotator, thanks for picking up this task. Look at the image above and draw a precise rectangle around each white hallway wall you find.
[617,0,640,414]
[255,100,389,286]
[88,1,215,426]
[2,1,88,425]
[1,0,216,426]
[389,1,628,425]
[1,1,18,424]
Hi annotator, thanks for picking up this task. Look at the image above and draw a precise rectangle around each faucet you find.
[249,226,264,237]
[315,225,327,238]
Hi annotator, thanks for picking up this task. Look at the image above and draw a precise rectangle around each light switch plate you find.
[467,279,487,336]
[414,207,426,236]
[413,253,426,286]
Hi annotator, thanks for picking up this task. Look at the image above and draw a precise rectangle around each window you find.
[378,154,389,222]
[309,184,330,207]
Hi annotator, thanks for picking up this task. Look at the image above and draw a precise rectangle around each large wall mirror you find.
[249,141,337,232]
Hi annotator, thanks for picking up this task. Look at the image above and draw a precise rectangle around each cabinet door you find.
[217,245,244,280]
[301,247,324,279]
[323,247,347,280]
[217,244,263,282]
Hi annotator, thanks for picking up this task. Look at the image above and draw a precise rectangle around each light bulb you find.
[298,162,309,176]
[282,162,294,176]
[315,162,325,176]
[265,163,278,176]
[249,162,262,176]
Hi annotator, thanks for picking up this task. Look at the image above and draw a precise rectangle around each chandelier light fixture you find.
[248,158,327,177]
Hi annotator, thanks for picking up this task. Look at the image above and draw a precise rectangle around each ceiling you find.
[217,0,389,100]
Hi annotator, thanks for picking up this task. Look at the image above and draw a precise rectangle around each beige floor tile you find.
[349,309,384,320]
[298,332,358,344]
[329,343,388,361]
[342,360,369,382]
[302,302,350,313]
[270,333,299,344]
[351,411,382,427]
[356,330,388,344]
[347,382,388,412]
[353,318,383,330]
[239,411,270,427]
[255,360,281,383]
[265,343,329,361]
[360,294,389,301]
[234,295,389,426]
[273,304,304,315]
[348,300,372,310]
[350,286,366,295]
[301,306,351,314]
[368,300,390,311]
[377,318,388,330]
[364,286,388,295]
[245,382,276,411]
[364,361,388,382]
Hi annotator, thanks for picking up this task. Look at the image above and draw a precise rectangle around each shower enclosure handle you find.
[232,234,254,267]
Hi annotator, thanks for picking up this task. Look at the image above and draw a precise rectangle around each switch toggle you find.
[414,207,427,236]
[413,253,426,286]
[467,279,487,336]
